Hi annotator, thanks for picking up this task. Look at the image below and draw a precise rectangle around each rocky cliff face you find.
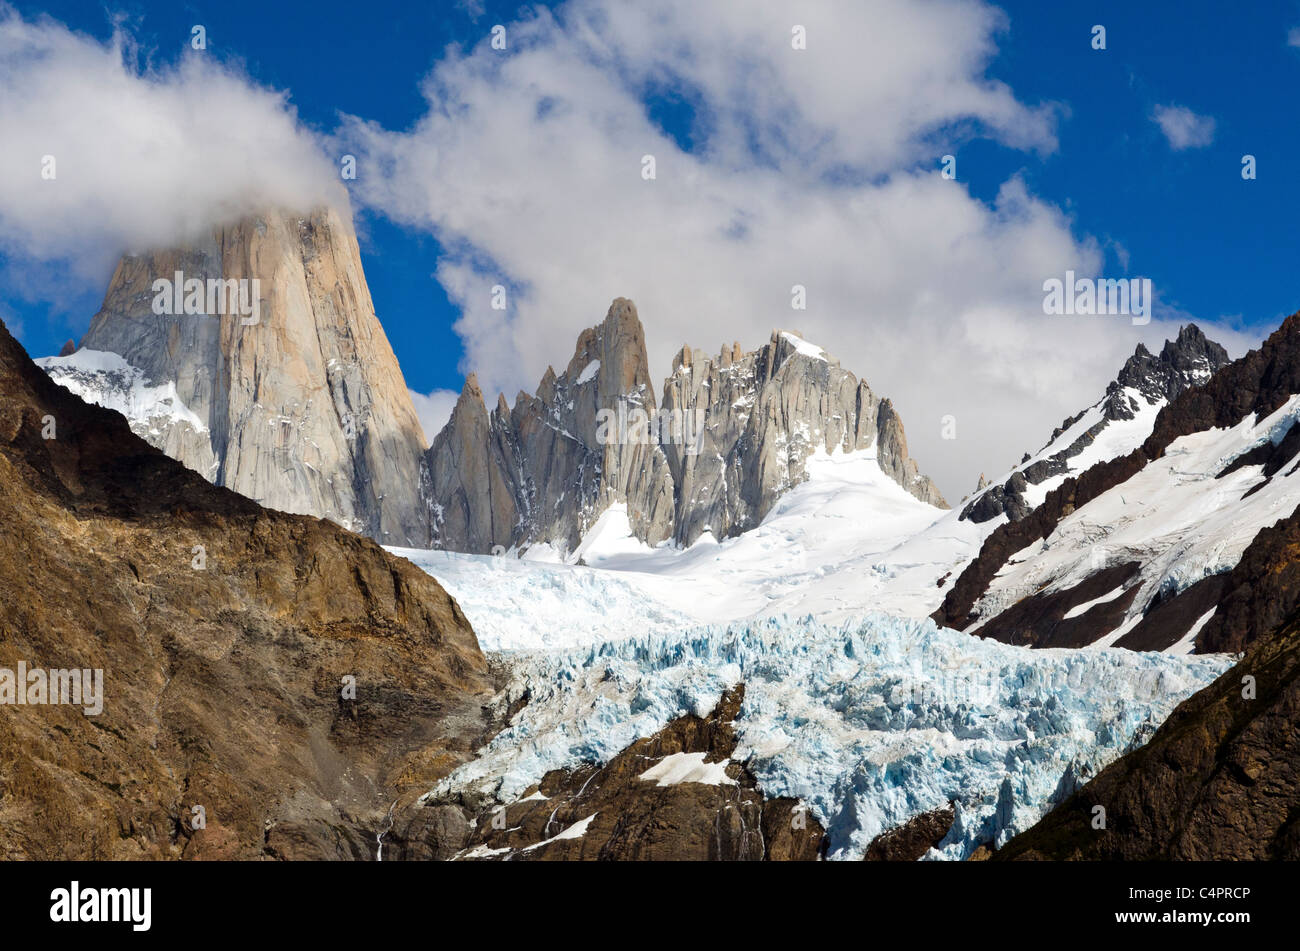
[42,206,430,546]
[935,313,1300,655]
[426,298,946,555]
[427,299,677,553]
[0,317,493,859]
[660,329,946,544]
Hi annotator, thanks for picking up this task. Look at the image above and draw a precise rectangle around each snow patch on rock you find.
[38,349,208,435]
[639,752,736,787]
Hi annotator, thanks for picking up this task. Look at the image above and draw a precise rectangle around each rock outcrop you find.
[389,685,826,860]
[426,299,946,554]
[863,805,956,861]
[935,313,1300,654]
[427,299,676,552]
[0,317,493,859]
[660,330,946,545]
[42,206,430,546]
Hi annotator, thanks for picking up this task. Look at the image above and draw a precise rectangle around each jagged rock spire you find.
[426,299,947,555]
[961,323,1231,525]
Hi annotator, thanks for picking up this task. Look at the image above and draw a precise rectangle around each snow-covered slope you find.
[395,326,1250,659]
[393,445,978,650]
[38,349,207,436]
[386,323,1264,861]
[991,386,1163,515]
[959,325,1229,524]
[426,612,1230,860]
[966,396,1300,647]
[396,443,1233,860]
[936,314,1300,654]
[568,447,961,619]
[393,546,700,651]
[37,349,218,478]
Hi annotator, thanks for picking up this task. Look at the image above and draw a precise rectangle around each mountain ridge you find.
[937,312,1300,655]
[960,324,1229,524]
[426,297,947,556]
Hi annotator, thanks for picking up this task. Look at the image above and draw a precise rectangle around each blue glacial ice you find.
[427,612,1232,860]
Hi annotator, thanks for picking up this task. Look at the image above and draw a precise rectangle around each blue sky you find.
[3,0,497,378]
[3,0,1299,495]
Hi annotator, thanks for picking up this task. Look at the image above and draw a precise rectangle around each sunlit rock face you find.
[54,205,430,545]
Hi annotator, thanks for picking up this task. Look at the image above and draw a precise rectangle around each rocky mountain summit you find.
[42,213,943,560]
[427,298,946,555]
[0,316,492,859]
[937,313,1300,655]
[39,206,430,546]
[961,325,1229,523]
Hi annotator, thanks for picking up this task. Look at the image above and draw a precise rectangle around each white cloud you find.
[556,0,1061,174]
[338,0,1249,499]
[0,8,343,283]
[0,1,1261,501]
[408,387,461,445]
[1151,103,1216,150]
[1288,26,1300,47]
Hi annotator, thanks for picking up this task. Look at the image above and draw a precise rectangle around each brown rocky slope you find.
[0,317,493,859]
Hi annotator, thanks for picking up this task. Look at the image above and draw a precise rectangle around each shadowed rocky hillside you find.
[0,317,492,859]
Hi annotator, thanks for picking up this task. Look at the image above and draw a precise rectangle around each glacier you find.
[391,546,701,650]
[425,612,1231,860]
[392,376,1247,861]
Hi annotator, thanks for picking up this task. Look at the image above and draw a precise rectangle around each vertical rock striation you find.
[45,206,430,545]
